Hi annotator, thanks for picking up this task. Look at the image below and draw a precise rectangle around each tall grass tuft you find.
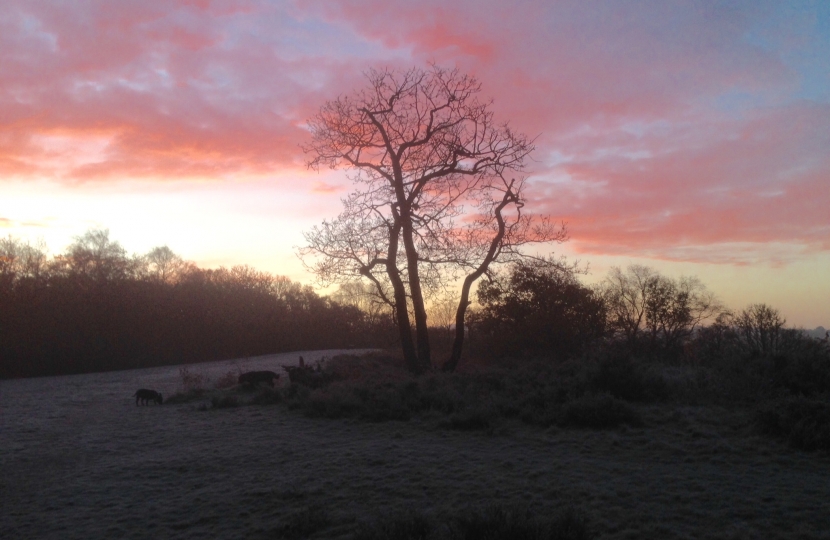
[273,506,330,539]
[353,505,592,540]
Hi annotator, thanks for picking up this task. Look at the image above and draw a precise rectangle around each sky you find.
[1,0,828,328]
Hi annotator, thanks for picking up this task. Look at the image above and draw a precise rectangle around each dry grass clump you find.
[324,351,412,382]
[272,506,331,540]
[164,390,206,405]
[755,396,830,452]
[166,366,212,404]
[178,366,210,391]
[353,505,592,540]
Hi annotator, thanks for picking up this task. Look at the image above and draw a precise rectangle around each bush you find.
[276,353,645,431]
[557,393,643,429]
[214,370,238,389]
[303,385,364,419]
[755,397,830,452]
[250,387,283,405]
[592,354,668,403]
[770,347,830,397]
[178,366,209,392]
[283,359,341,389]
[209,394,239,409]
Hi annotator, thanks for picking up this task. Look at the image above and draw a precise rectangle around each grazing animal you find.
[134,389,163,405]
[238,370,280,388]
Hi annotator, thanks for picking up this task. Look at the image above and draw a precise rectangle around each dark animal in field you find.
[134,389,163,405]
[238,370,280,388]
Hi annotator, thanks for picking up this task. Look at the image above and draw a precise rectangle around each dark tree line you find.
[0,230,390,379]
[465,259,826,367]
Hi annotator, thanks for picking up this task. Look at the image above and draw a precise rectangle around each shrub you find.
[250,387,283,405]
[210,394,239,409]
[178,366,209,392]
[355,384,413,422]
[283,360,340,389]
[214,370,238,389]
[755,397,830,452]
[557,394,643,429]
[600,357,666,402]
[276,353,646,430]
[770,346,830,397]
[303,385,363,419]
[325,351,410,382]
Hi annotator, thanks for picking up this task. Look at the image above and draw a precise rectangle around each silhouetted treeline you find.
[466,259,828,371]
[0,230,393,378]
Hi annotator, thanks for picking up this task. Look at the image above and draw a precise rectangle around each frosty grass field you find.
[2,350,830,539]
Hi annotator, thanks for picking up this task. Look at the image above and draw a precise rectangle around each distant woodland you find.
[2,229,828,382]
[0,230,391,379]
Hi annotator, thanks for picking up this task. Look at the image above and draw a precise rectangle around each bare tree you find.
[599,265,722,352]
[55,228,138,284]
[1,235,48,289]
[300,65,564,373]
[734,303,786,356]
[144,246,185,283]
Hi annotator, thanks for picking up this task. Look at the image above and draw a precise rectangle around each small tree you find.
[472,258,606,360]
[0,235,48,290]
[599,265,722,354]
[734,303,786,356]
[301,66,564,373]
[143,246,185,283]
[54,228,138,285]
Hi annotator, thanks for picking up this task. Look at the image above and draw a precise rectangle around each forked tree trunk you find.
[442,188,515,372]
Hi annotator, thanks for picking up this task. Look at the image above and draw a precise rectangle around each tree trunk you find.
[400,214,431,372]
[385,212,419,372]
[443,187,515,372]
[443,273,476,372]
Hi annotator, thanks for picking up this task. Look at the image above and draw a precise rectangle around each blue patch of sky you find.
[16,12,58,52]
[741,1,830,103]
[710,89,770,117]
[216,3,398,62]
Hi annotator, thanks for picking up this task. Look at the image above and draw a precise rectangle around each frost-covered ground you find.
[2,350,830,539]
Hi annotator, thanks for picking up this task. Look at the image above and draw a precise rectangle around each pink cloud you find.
[310,181,344,194]
[299,0,828,263]
[0,0,368,181]
[0,0,827,266]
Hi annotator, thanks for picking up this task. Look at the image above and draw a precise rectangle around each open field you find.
[2,351,829,539]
